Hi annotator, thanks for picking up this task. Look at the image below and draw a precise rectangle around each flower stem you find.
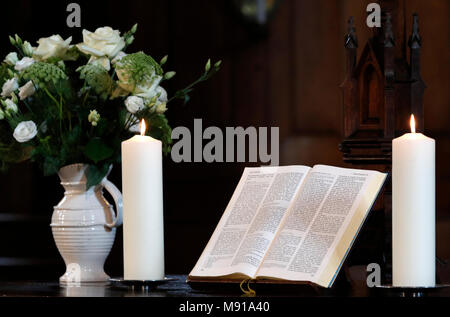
[43,88,59,108]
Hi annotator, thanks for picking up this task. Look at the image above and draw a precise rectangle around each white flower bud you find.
[1,77,19,98]
[160,55,168,65]
[4,98,18,114]
[125,35,134,45]
[18,81,36,100]
[131,23,138,34]
[164,71,176,80]
[14,57,34,72]
[22,41,34,57]
[14,34,22,46]
[4,52,18,66]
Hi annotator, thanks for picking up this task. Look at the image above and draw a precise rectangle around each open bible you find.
[188,165,387,288]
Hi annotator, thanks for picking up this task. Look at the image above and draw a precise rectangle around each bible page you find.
[256,165,386,287]
[189,165,310,279]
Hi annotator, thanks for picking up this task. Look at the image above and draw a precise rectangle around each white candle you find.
[122,120,165,280]
[392,115,435,287]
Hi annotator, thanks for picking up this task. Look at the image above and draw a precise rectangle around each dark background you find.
[0,0,448,280]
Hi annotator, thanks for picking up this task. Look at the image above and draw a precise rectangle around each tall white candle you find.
[122,120,165,280]
[392,115,435,287]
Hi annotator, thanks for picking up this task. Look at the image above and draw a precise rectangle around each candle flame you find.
[410,114,416,134]
[140,119,146,136]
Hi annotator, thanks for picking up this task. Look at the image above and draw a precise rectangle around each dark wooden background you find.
[0,0,448,280]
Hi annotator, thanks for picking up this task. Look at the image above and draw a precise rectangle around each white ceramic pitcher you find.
[51,164,123,283]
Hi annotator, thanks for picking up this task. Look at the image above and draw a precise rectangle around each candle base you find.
[109,277,177,291]
[374,284,450,297]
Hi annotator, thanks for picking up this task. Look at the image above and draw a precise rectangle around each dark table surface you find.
[0,274,449,297]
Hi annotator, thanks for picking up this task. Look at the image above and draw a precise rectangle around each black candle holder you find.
[109,277,177,291]
[375,284,450,297]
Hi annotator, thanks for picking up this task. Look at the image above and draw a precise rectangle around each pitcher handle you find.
[101,178,123,228]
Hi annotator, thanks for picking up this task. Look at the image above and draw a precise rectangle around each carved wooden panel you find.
[340,9,424,164]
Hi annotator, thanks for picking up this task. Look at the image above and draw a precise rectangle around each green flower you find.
[88,109,100,126]
[115,52,163,93]
[77,64,113,99]
[22,62,68,88]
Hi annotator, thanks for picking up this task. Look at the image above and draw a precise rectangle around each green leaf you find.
[86,164,110,190]
[145,113,172,155]
[96,118,109,136]
[119,108,128,127]
[184,94,190,105]
[66,125,82,144]
[0,64,11,88]
[83,138,113,163]
[43,156,60,176]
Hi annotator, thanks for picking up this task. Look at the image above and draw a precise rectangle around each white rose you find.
[88,56,111,71]
[111,51,127,65]
[77,27,125,58]
[4,52,18,66]
[4,98,18,114]
[18,81,36,100]
[13,121,37,143]
[1,77,19,98]
[14,57,34,72]
[33,35,72,61]
[125,96,145,114]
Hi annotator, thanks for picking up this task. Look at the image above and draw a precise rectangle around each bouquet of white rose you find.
[0,24,220,188]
